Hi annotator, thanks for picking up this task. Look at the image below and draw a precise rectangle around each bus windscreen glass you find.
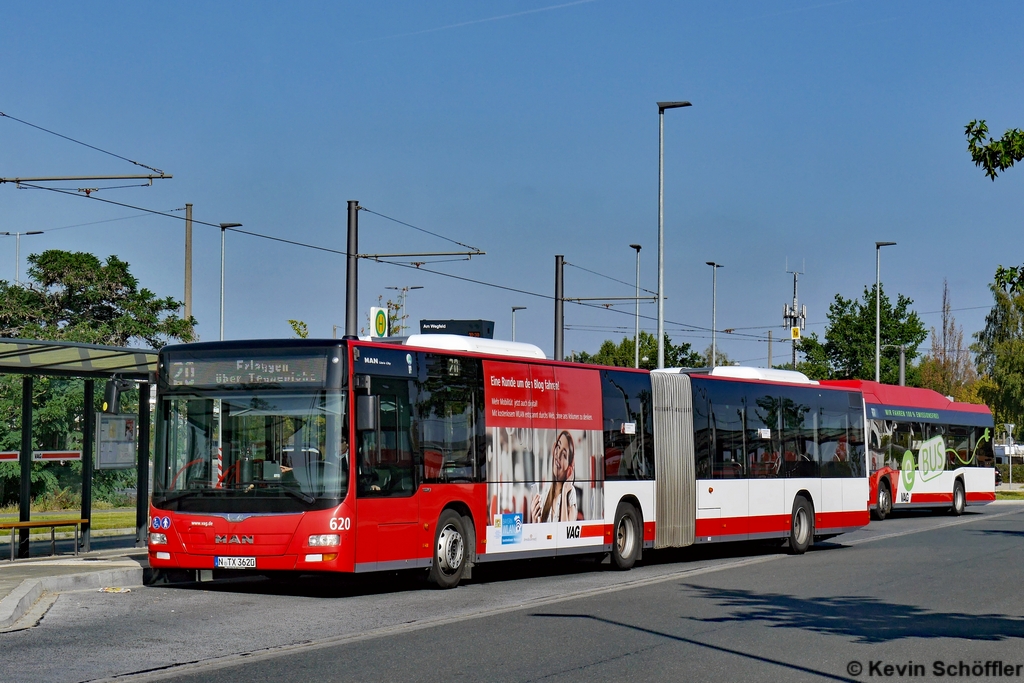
[155,391,347,509]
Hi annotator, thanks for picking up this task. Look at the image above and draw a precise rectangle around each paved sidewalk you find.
[0,546,147,631]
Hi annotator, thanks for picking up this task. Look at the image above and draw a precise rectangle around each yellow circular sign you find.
[374,309,388,337]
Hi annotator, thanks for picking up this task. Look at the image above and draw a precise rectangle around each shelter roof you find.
[0,338,156,379]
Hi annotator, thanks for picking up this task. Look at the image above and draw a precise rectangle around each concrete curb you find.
[0,564,144,629]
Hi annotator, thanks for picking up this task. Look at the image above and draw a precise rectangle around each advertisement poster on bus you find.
[483,360,605,554]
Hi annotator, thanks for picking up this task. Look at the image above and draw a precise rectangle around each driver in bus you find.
[531,430,578,523]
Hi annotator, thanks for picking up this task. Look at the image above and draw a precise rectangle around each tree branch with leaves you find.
[966,120,1024,180]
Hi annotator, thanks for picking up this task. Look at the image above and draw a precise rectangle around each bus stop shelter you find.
[0,338,157,557]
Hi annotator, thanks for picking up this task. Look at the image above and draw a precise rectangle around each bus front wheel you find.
[951,480,966,516]
[872,481,891,521]
[429,510,467,589]
[788,496,814,555]
[611,502,640,570]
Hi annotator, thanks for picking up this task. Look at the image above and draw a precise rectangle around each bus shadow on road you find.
[678,584,1024,643]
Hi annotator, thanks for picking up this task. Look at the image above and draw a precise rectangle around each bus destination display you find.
[168,356,327,387]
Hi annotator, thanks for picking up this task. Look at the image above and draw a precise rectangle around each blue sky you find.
[2,1,1022,364]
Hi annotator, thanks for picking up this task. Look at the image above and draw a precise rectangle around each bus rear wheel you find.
[429,510,467,589]
[611,502,640,570]
[951,480,966,516]
[872,481,892,521]
[788,495,814,555]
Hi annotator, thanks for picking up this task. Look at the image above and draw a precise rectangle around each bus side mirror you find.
[357,395,378,432]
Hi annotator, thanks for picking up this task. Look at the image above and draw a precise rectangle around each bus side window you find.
[602,370,655,480]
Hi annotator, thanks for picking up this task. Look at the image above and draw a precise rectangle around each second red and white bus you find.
[821,380,995,519]
[148,336,870,587]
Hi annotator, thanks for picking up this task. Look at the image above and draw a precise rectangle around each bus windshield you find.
[154,391,348,510]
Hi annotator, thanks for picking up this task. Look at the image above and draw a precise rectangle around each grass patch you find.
[0,508,136,531]
[996,490,1024,501]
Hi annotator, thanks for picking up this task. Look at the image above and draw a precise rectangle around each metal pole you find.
[81,380,94,552]
[19,376,32,558]
[875,246,880,382]
[345,200,359,338]
[15,233,20,284]
[512,306,526,342]
[554,255,564,361]
[712,266,718,367]
[219,226,225,341]
[875,241,896,382]
[657,111,665,369]
[632,245,642,368]
[136,382,151,547]
[768,330,773,368]
[184,204,193,320]
[791,272,798,368]
[655,101,691,368]
[899,346,906,386]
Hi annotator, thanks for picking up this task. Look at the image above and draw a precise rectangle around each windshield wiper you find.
[279,486,316,504]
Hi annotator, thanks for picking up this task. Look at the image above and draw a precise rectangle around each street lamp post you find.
[511,306,526,342]
[219,223,243,341]
[706,261,723,367]
[630,244,642,368]
[1,231,44,283]
[385,285,423,334]
[657,100,692,369]
[875,241,897,382]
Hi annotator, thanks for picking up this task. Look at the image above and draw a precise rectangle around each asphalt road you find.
[4,504,1023,683]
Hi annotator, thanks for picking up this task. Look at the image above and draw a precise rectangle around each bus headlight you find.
[150,533,167,545]
[308,534,340,547]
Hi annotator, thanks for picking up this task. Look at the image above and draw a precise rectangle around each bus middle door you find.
[354,381,422,570]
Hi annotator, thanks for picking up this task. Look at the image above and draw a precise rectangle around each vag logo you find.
[565,525,581,539]
[214,535,254,544]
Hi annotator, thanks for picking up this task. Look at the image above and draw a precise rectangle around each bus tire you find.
[611,502,640,570]
[788,495,813,555]
[951,480,966,516]
[872,481,891,521]
[429,510,467,589]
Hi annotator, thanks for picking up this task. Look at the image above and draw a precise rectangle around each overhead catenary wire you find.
[564,261,658,296]
[359,207,482,253]
[0,111,166,176]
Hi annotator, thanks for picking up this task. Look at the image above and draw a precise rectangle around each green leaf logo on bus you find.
[901,451,916,491]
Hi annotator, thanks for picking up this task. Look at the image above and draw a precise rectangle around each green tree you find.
[796,284,927,384]
[288,319,309,338]
[972,264,1024,426]
[576,331,703,370]
[0,250,194,346]
[966,120,1024,180]
[0,250,194,507]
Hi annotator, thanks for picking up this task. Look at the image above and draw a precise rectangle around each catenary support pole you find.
[554,255,564,361]
[184,203,193,320]
[345,200,359,338]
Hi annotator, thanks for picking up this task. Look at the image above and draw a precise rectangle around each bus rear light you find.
[308,534,340,547]
[150,533,167,545]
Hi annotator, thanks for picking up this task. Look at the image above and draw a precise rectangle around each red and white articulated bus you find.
[820,380,996,520]
[149,336,869,588]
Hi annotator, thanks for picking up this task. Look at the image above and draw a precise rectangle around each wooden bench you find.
[0,519,88,561]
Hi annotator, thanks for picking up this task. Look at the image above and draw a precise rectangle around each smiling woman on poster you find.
[531,430,578,522]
